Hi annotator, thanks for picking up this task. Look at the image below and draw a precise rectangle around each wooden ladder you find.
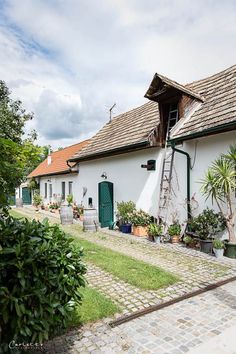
[158,105,179,225]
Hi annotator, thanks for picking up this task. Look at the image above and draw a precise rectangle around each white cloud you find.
[0,0,236,148]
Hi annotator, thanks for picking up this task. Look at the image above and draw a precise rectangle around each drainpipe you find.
[170,142,191,220]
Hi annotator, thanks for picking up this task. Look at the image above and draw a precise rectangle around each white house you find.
[28,140,90,205]
[68,64,236,228]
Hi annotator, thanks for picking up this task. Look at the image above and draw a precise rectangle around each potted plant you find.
[147,223,163,243]
[66,194,73,206]
[191,208,226,254]
[60,195,73,225]
[213,239,225,258]
[77,205,84,221]
[33,192,42,211]
[128,209,152,237]
[117,201,135,234]
[183,235,196,248]
[168,223,181,243]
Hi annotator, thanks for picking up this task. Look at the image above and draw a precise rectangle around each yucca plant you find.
[201,145,236,243]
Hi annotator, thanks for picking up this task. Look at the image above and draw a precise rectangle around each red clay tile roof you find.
[28,140,90,178]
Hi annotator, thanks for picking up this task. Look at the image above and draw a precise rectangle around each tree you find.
[0,81,34,206]
[0,81,51,206]
[201,145,236,243]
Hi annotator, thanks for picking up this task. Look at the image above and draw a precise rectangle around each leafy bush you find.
[117,201,136,224]
[128,209,152,226]
[183,235,193,245]
[33,191,42,207]
[66,194,73,205]
[168,223,181,236]
[49,202,59,210]
[213,239,225,249]
[190,208,226,240]
[0,214,86,350]
[147,223,163,236]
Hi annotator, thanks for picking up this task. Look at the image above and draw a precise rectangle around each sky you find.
[0,0,236,149]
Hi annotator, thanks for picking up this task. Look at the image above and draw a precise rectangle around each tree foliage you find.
[0,81,49,206]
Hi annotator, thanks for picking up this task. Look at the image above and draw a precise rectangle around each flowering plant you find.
[128,209,152,226]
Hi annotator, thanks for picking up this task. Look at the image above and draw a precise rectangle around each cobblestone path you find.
[14,207,236,317]
[44,280,236,353]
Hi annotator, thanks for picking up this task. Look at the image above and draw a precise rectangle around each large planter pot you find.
[133,225,148,237]
[200,239,213,254]
[224,243,236,259]
[213,248,224,258]
[120,224,132,234]
[171,235,180,244]
[60,205,73,225]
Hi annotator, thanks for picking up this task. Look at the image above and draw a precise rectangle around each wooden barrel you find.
[60,205,73,225]
[83,208,98,232]
[15,198,23,208]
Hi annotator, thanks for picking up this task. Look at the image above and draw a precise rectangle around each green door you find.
[98,181,113,227]
[22,187,32,205]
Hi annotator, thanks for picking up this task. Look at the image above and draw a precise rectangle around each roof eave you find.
[169,121,236,144]
[68,141,151,162]
[144,73,205,103]
[27,169,77,179]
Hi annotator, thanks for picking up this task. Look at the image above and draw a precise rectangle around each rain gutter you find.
[170,142,191,220]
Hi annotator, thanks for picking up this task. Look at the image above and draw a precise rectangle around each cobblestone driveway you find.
[45,280,236,353]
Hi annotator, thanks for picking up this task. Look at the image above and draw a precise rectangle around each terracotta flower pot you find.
[171,235,180,244]
[133,225,148,237]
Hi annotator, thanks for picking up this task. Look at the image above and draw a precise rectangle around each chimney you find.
[47,155,52,165]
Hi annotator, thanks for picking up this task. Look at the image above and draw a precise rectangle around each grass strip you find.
[70,286,120,326]
[72,237,179,290]
[9,209,180,290]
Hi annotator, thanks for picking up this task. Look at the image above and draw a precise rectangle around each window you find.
[44,183,47,198]
[49,184,52,198]
[61,182,66,201]
[68,181,73,195]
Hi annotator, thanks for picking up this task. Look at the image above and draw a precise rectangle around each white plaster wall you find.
[171,130,236,223]
[39,173,78,205]
[75,147,163,217]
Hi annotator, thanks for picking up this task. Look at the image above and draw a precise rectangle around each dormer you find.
[145,73,204,146]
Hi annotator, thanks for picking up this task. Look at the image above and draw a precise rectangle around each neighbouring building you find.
[68,65,236,228]
[28,140,90,205]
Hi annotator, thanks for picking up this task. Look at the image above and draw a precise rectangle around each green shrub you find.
[0,214,86,350]
[190,208,226,240]
[147,223,163,236]
[183,235,193,245]
[33,191,42,207]
[117,201,136,224]
[66,194,73,205]
[212,239,225,249]
[168,223,181,236]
